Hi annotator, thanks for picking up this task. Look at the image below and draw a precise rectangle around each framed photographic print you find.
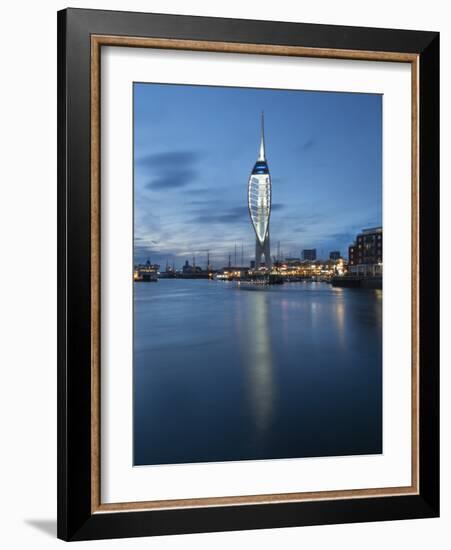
[57,8,439,541]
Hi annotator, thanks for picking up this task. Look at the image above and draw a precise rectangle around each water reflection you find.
[243,292,275,438]
[334,298,346,350]
[133,280,383,465]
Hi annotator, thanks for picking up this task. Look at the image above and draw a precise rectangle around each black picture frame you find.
[57,7,439,541]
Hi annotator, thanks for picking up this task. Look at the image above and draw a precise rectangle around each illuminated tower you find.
[248,112,272,268]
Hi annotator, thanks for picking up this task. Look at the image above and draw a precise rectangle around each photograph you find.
[53,5,440,542]
[132,82,383,466]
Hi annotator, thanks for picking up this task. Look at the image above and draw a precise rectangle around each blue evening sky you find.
[134,83,381,268]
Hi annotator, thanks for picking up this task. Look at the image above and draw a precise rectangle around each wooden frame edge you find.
[90,34,420,514]
[91,34,418,62]
[91,35,101,513]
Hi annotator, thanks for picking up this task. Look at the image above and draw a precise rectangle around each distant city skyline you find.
[134,82,382,268]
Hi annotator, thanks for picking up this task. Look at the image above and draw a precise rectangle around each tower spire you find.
[258,111,266,161]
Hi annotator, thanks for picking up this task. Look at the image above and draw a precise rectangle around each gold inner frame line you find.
[90,34,420,514]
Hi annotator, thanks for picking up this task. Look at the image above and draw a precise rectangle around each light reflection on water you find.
[243,292,274,439]
[133,280,382,466]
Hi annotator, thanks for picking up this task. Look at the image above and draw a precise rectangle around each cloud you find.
[299,137,315,151]
[188,188,209,195]
[188,199,212,206]
[190,203,286,226]
[138,151,201,169]
[282,211,322,225]
[136,151,202,191]
[329,232,355,242]
[146,169,198,190]
[134,244,154,261]
[191,206,248,225]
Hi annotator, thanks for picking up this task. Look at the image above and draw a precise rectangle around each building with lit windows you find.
[248,113,272,268]
[348,227,383,276]
[302,248,317,261]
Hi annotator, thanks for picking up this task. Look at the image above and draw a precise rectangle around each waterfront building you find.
[302,248,317,261]
[330,250,341,260]
[348,227,383,276]
[133,260,159,282]
[248,113,272,268]
[285,257,302,268]
[215,266,250,281]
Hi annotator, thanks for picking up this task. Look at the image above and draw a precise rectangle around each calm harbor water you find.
[133,279,382,466]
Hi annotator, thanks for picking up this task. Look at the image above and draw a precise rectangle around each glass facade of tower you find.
[248,114,272,267]
[248,159,271,245]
